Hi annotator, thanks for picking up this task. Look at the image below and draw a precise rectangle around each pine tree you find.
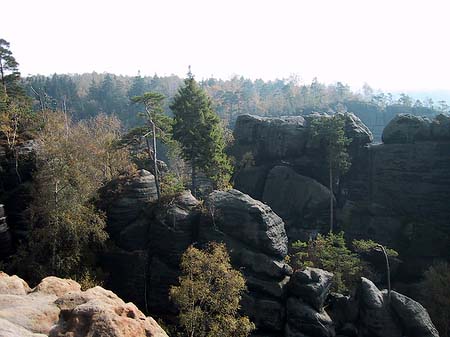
[0,39,20,97]
[310,114,351,232]
[170,69,231,193]
[130,92,167,200]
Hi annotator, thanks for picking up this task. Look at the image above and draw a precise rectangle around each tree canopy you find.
[170,71,231,192]
[170,242,255,337]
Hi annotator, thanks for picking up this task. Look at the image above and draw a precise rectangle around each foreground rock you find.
[0,272,168,337]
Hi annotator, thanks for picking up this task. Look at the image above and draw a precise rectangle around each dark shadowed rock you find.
[358,278,403,337]
[233,114,309,165]
[206,189,288,258]
[262,166,332,239]
[286,297,335,337]
[390,291,439,337]
[430,113,450,139]
[382,114,431,144]
[99,169,158,237]
[241,293,285,331]
[288,267,333,311]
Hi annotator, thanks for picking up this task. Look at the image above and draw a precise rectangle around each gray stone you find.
[241,293,285,331]
[288,267,334,311]
[382,114,431,144]
[390,291,439,337]
[206,189,288,258]
[430,113,450,140]
[286,297,335,337]
[358,278,403,337]
[262,166,332,237]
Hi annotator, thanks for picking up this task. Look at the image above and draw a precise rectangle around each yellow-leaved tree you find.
[170,242,255,337]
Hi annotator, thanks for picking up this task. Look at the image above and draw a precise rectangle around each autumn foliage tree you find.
[170,242,255,337]
[13,111,134,281]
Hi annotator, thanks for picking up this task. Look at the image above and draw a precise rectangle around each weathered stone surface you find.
[358,278,403,337]
[262,166,332,240]
[430,113,450,139]
[390,291,439,337]
[51,286,168,337]
[0,317,47,337]
[288,268,333,311]
[286,297,335,337]
[206,189,288,258]
[0,271,31,295]
[382,114,431,144]
[233,114,309,165]
[241,293,285,331]
[32,276,81,297]
[99,169,158,237]
[0,272,168,337]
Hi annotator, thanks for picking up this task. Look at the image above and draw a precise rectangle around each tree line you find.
[22,72,450,131]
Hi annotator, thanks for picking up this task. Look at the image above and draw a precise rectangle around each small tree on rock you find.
[170,242,255,337]
[310,113,351,232]
[131,92,168,200]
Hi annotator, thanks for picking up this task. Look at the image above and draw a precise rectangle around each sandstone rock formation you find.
[200,189,291,332]
[0,272,168,337]
[233,113,450,281]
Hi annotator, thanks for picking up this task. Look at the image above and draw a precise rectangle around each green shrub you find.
[420,262,450,337]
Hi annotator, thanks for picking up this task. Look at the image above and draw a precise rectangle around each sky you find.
[3,0,450,92]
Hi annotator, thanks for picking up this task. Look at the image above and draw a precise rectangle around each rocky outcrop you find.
[390,291,440,337]
[233,113,373,242]
[285,268,335,337]
[233,113,450,280]
[0,272,168,337]
[0,205,12,258]
[98,169,158,239]
[262,166,332,240]
[200,189,291,332]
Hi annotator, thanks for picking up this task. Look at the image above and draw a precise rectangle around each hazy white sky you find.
[3,0,450,91]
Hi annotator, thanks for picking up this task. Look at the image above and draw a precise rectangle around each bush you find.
[170,242,255,337]
[290,232,398,293]
[420,262,450,337]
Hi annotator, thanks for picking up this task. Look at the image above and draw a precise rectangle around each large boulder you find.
[99,169,158,237]
[200,189,291,333]
[0,272,168,337]
[390,291,439,337]
[205,189,288,258]
[233,114,309,165]
[288,268,334,311]
[358,278,403,337]
[382,114,431,144]
[286,297,335,337]
[430,113,450,139]
[262,166,332,240]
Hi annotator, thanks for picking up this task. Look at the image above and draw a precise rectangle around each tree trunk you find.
[329,161,333,233]
[191,162,196,197]
[149,120,160,200]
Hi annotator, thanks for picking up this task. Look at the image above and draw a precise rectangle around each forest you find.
[1,36,450,337]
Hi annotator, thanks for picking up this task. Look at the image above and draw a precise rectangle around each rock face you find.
[0,272,168,337]
[262,166,332,240]
[200,189,291,332]
[233,113,450,280]
[286,268,335,337]
[0,205,12,258]
[233,113,373,243]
